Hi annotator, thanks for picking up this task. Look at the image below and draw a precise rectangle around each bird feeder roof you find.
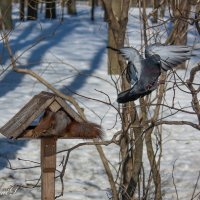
[0,91,83,139]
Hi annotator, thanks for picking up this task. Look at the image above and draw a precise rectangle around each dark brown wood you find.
[27,0,38,20]
[91,0,95,21]
[20,0,25,21]
[41,137,57,200]
[45,0,56,19]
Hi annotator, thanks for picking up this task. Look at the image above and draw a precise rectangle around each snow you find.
[0,3,200,200]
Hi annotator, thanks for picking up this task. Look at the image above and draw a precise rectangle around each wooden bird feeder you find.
[0,91,88,200]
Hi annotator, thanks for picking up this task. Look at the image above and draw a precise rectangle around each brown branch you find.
[57,139,118,154]
[150,103,196,115]
[186,64,200,123]
[122,102,143,200]
[147,0,166,18]
[154,120,200,130]
[187,64,200,85]
[191,171,200,200]
[55,151,70,199]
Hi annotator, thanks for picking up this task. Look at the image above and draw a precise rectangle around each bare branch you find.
[172,159,179,200]
[154,120,200,131]
[191,171,200,200]
[187,64,200,123]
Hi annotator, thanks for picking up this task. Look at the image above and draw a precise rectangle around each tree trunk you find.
[27,0,38,20]
[102,2,108,22]
[130,0,137,7]
[0,0,12,30]
[102,1,144,199]
[169,0,191,45]
[67,0,77,15]
[20,0,25,21]
[152,0,158,23]
[195,1,200,35]
[91,0,98,21]
[89,0,98,6]
[45,0,56,19]
[160,0,166,18]
[107,0,124,75]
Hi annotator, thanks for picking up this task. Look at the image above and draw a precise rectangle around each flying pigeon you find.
[109,43,199,103]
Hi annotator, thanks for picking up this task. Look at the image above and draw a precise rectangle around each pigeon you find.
[117,54,161,103]
[108,43,199,103]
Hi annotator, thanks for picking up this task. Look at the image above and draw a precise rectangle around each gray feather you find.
[118,47,143,85]
[145,43,199,70]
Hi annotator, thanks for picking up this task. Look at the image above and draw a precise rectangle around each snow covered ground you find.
[0,3,199,200]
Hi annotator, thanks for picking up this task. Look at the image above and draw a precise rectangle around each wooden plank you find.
[21,133,85,139]
[0,92,55,138]
[41,137,57,200]
[55,97,84,122]
[42,172,55,200]
[49,101,61,112]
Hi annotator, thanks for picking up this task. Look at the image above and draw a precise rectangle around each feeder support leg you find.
[41,137,57,200]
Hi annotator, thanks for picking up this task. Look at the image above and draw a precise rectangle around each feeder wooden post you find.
[41,137,57,200]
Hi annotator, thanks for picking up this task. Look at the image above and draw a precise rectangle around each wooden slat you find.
[0,92,55,138]
[22,133,86,139]
[49,101,61,112]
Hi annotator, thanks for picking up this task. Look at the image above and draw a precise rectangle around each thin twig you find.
[191,171,200,200]
[172,159,179,200]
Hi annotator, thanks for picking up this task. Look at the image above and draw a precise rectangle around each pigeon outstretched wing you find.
[126,61,138,85]
[118,47,143,85]
[145,43,196,70]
